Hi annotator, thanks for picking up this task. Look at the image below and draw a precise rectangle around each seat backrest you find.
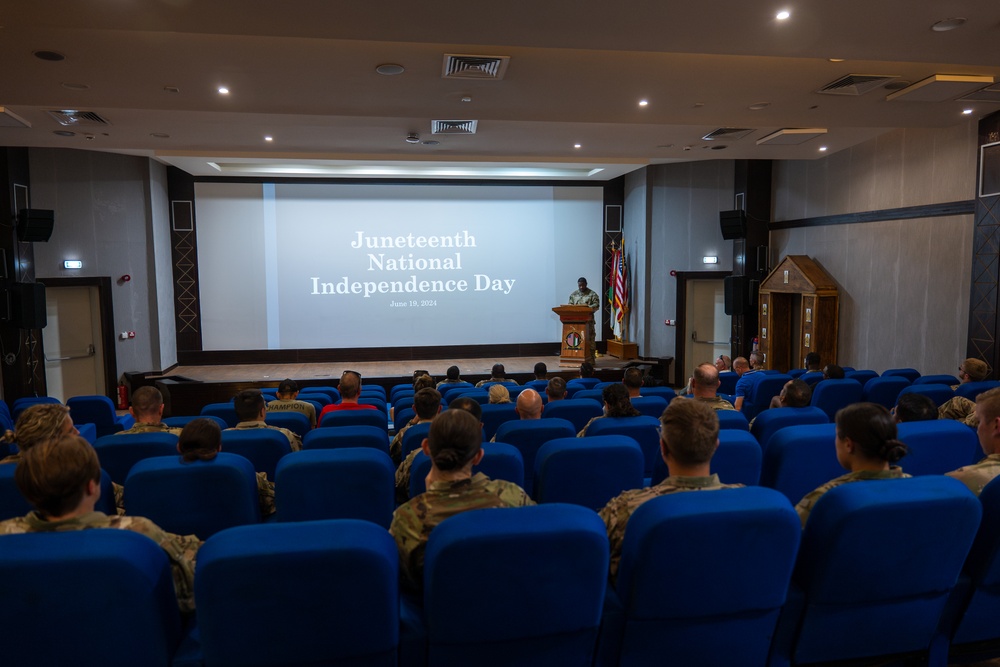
[896,420,980,476]
[389,383,413,403]
[220,429,292,481]
[750,406,830,452]
[572,389,604,404]
[783,477,981,664]
[809,378,864,421]
[264,411,311,437]
[455,389,490,404]
[862,375,911,409]
[93,432,179,485]
[743,374,794,420]
[541,399,603,432]
[393,406,416,431]
[480,403,518,441]
[306,386,341,403]
[163,415,229,431]
[717,371,739,395]
[302,425,390,454]
[585,415,662,477]
[882,367,922,382]
[567,377,601,390]
[408,442,526,498]
[0,529,183,666]
[630,395,668,419]
[914,374,961,386]
[799,371,824,387]
[956,380,1000,401]
[423,504,608,666]
[494,418,578,493]
[401,421,433,458]
[950,476,1000,645]
[716,409,750,431]
[200,402,240,428]
[294,392,331,407]
[0,462,32,520]
[897,383,955,408]
[533,436,645,509]
[845,370,879,386]
[66,395,123,437]
[759,424,843,505]
[649,429,763,487]
[639,386,676,401]
[319,409,388,431]
[612,488,800,667]
[441,383,476,402]
[275,449,394,527]
[358,397,388,414]
[196,520,398,667]
[125,452,260,539]
[11,396,61,421]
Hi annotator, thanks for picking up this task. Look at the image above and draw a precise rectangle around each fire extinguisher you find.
[117,384,129,410]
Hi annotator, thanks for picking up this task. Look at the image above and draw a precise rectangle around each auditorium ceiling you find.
[1,1,999,179]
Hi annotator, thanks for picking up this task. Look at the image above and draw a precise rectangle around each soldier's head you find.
[579,362,595,378]
[623,368,643,395]
[804,352,821,371]
[276,378,299,400]
[130,386,165,423]
[177,417,223,462]
[779,379,812,408]
[533,362,547,380]
[16,434,100,519]
[516,389,543,420]
[488,385,511,404]
[659,397,719,467]
[823,364,845,380]
[424,409,484,472]
[975,387,1000,455]
[960,358,989,383]
[578,277,588,290]
[546,377,567,401]
[339,371,362,400]
[603,383,640,418]
[491,363,506,379]
[14,404,76,452]
[233,390,266,422]
[448,397,483,423]
[445,365,461,381]
[691,363,721,396]
[413,388,443,420]
[893,393,937,423]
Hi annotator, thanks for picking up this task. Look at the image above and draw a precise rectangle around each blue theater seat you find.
[408,442,525,499]
[494,418,576,494]
[897,420,980,476]
[862,375,911,410]
[585,415,661,478]
[94,432,179,485]
[220,429,292,481]
[809,378,863,421]
[759,424,843,506]
[541,399,603,433]
[750,406,829,452]
[302,424,390,454]
[67,394,135,438]
[533,435,645,509]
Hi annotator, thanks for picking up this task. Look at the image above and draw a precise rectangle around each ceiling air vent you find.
[46,109,111,126]
[756,128,827,146]
[431,120,478,135]
[959,83,1000,103]
[702,128,754,141]
[817,74,898,96]
[442,54,510,80]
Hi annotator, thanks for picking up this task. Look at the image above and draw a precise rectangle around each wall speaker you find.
[719,210,747,240]
[9,282,46,329]
[17,209,54,243]
[724,275,748,316]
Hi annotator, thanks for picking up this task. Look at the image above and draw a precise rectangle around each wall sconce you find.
[63,260,82,269]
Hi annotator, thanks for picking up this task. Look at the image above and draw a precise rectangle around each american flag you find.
[612,247,628,322]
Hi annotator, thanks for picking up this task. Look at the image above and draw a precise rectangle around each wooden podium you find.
[552,305,595,366]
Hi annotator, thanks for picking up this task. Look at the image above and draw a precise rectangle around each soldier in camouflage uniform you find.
[475,363,518,388]
[599,397,742,579]
[178,417,275,517]
[390,408,533,592]
[937,358,992,427]
[794,403,910,527]
[0,403,78,464]
[117,386,183,436]
[568,277,600,364]
[0,434,201,612]
[947,387,1000,495]
[689,363,737,410]
[266,378,317,428]
[389,388,441,466]
[227,389,302,452]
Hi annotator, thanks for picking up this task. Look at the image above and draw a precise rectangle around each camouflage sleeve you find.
[598,493,630,580]
[939,396,977,427]
[389,502,427,593]
[389,426,407,466]
[578,416,600,437]
[285,428,303,452]
[113,482,126,516]
[794,483,833,528]
[256,471,276,517]
[494,481,536,507]
[394,450,419,505]
[115,516,202,614]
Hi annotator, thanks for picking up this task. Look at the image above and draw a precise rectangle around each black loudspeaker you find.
[17,209,54,242]
[719,210,747,240]
[724,275,748,316]
[9,282,46,329]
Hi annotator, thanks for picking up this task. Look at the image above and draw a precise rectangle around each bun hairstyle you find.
[427,409,481,472]
[178,417,223,462]
[835,402,909,464]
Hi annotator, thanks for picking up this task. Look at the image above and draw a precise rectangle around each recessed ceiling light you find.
[931,17,966,32]
[574,144,582,149]
[963,109,974,115]
[375,63,405,76]
[819,146,828,151]
[52,130,75,137]
[33,50,65,62]
[776,10,790,20]
[748,102,770,110]
[150,133,170,139]
[218,86,229,95]
[264,135,273,141]
[828,58,845,63]
[61,82,89,91]
[460,96,472,103]
[638,100,649,107]
[693,102,705,108]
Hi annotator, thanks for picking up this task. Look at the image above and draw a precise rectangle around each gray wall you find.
[770,123,978,375]
[29,148,175,378]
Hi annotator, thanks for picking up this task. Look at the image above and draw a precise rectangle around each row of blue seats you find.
[6,475,1000,666]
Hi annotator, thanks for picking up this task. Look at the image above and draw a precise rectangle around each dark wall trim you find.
[771,200,975,230]
[190,176,607,187]
[178,342,561,366]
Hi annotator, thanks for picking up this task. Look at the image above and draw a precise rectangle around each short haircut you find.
[692,363,720,390]
[277,378,298,395]
[804,352,821,370]
[413,388,442,419]
[546,376,567,399]
[781,379,812,408]
[733,357,749,372]
[488,385,511,404]
[445,365,460,381]
[413,374,435,392]
[963,358,989,382]
[623,367,643,389]
[130,386,164,418]
[338,371,361,399]
[178,418,223,462]
[233,390,266,422]
[823,364,845,380]
[660,398,719,466]
[14,404,72,452]
[976,387,1000,424]
[603,383,640,418]
[491,363,505,377]
[533,362,547,378]
[836,402,908,463]
[749,351,764,367]
[578,277,588,286]
[580,362,595,378]
[516,389,543,419]
[448,397,483,422]
[427,409,482,471]
[16,434,100,518]
[894,393,938,423]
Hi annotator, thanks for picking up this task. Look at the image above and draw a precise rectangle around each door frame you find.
[39,277,117,399]
[674,270,730,385]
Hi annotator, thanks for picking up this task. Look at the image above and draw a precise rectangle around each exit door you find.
[43,285,105,402]
[685,279,731,375]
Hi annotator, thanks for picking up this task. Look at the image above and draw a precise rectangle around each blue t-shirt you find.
[734,370,763,399]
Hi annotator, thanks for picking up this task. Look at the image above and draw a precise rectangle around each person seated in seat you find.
[533,362,548,382]
[822,364,845,380]
[490,389,543,442]
[545,377,567,403]
[488,385,511,404]
[476,363,517,388]
[579,361,595,379]
[318,371,378,422]
[804,352,822,372]
[0,434,202,613]
[687,363,735,411]
[766,378,813,411]
[598,398,742,579]
[733,351,765,412]
[394,397,478,505]
[436,365,465,390]
[939,358,991,426]
[227,390,302,451]
[178,417,275,517]
[389,388,442,466]
[623,367,643,399]
[266,379,316,429]
[714,355,732,372]
[578,383,640,436]
[390,408,534,593]
[947,387,1000,495]
[892,393,938,423]
[117,387,182,436]
[1,403,79,464]
[795,403,909,527]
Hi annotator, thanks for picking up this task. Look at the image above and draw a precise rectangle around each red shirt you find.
[318,401,379,421]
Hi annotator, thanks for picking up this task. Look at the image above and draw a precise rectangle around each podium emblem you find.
[565,331,582,349]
